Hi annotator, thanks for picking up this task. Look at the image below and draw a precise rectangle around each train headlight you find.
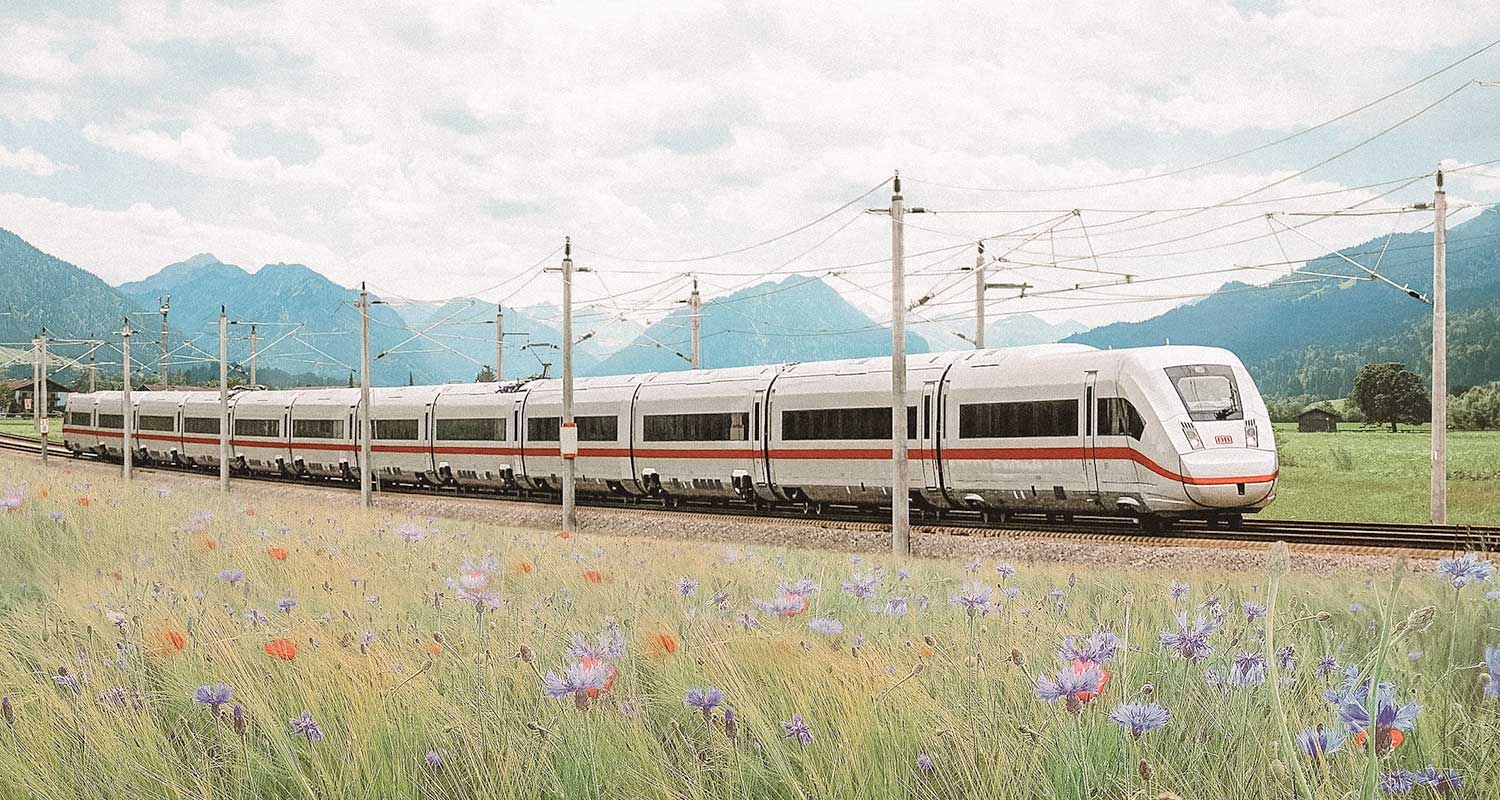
[1244,418,1259,448]
[1180,421,1204,450]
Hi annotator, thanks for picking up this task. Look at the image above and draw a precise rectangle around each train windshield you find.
[1164,364,1242,421]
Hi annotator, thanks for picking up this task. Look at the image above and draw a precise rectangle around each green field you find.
[0,417,61,443]
[0,458,1497,799]
[1267,423,1500,526]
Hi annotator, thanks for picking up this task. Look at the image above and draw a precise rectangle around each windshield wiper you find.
[1214,405,1238,420]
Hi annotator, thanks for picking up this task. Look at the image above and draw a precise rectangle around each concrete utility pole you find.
[690,277,702,369]
[30,337,39,444]
[495,304,504,382]
[973,242,986,349]
[248,323,258,387]
[359,284,372,509]
[1431,170,1447,525]
[38,334,48,462]
[88,349,96,393]
[122,321,133,481]
[545,238,589,534]
[219,307,230,493]
[889,174,910,556]
[159,296,170,390]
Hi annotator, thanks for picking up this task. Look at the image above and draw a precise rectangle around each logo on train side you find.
[1214,435,1233,445]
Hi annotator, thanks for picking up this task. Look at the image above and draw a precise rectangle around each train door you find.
[919,380,939,490]
[752,388,769,489]
[1083,371,1100,494]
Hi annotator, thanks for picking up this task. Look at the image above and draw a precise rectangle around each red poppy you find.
[110,570,123,581]
[1353,728,1404,752]
[264,639,298,661]
[780,593,808,617]
[918,645,935,658]
[244,508,256,517]
[428,643,443,655]
[580,655,618,697]
[510,560,535,575]
[198,538,219,552]
[159,630,186,654]
[77,497,91,507]
[650,632,678,657]
[267,547,289,561]
[557,530,572,540]
[1072,659,1111,703]
[582,570,605,584]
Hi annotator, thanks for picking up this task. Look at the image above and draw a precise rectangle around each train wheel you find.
[1225,513,1244,529]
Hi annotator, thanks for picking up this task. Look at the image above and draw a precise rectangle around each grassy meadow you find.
[1268,424,1500,526]
[1,459,1498,799]
[0,416,61,443]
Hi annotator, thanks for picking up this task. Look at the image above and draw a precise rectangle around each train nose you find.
[1178,448,1278,508]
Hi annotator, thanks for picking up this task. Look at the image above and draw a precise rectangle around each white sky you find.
[1,1,1499,332]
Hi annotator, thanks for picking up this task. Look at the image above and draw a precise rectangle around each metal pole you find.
[690,277,702,369]
[219,307,230,492]
[88,350,95,393]
[31,337,39,445]
[974,242,986,349]
[359,284,372,508]
[1431,170,1447,525]
[248,324,258,388]
[561,239,577,534]
[496,304,504,382]
[890,173,910,556]
[122,322,133,481]
[38,334,48,462]
[159,296,170,390]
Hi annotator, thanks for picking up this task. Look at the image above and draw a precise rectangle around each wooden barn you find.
[1297,406,1341,433]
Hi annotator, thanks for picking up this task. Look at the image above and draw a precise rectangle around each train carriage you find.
[517,375,639,497]
[364,385,444,486]
[229,391,296,475]
[62,392,99,454]
[631,365,778,502]
[133,391,198,464]
[429,382,522,490]
[178,393,233,467]
[288,388,359,479]
[87,391,133,458]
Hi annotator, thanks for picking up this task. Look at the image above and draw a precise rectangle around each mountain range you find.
[4,206,1498,397]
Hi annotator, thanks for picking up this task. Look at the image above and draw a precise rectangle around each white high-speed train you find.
[62,344,1278,528]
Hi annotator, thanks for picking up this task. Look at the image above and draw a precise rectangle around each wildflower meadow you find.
[0,460,1497,799]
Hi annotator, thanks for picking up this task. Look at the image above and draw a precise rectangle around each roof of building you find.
[1298,405,1343,419]
[0,378,72,392]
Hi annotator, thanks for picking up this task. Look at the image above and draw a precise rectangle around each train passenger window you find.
[1165,365,1242,421]
[184,417,220,434]
[958,400,1078,439]
[294,419,345,439]
[643,412,750,441]
[138,415,175,432]
[67,412,91,426]
[97,414,124,429]
[780,407,917,441]
[528,417,560,441]
[577,415,618,442]
[436,418,505,441]
[753,402,760,441]
[234,418,281,438]
[922,397,930,439]
[1097,398,1146,440]
[373,419,419,440]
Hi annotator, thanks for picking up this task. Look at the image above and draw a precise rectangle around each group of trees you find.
[1266,362,1500,432]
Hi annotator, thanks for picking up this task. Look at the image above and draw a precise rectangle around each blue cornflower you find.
[1294,725,1346,759]
[1036,663,1105,708]
[781,713,814,745]
[1435,552,1493,589]
[1167,580,1189,601]
[1484,646,1499,699]
[950,583,993,617]
[876,597,909,616]
[1158,612,1220,662]
[753,594,809,617]
[1230,652,1267,688]
[1411,766,1461,793]
[840,572,880,600]
[218,569,245,584]
[566,625,626,662]
[1379,770,1416,795]
[995,563,1015,580]
[1316,655,1339,678]
[1336,678,1419,752]
[677,576,699,597]
[289,710,323,741]
[48,511,64,523]
[807,618,843,635]
[542,662,611,700]
[194,684,233,712]
[1107,701,1169,737]
[276,596,297,614]
[1277,645,1296,672]
[916,753,934,772]
[394,523,425,543]
[1003,586,1021,600]
[424,750,443,769]
[778,578,818,596]
[1059,630,1123,664]
[1242,601,1267,621]
[245,608,269,626]
[964,560,982,573]
[684,687,723,718]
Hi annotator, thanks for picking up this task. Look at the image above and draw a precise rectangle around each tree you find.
[474,366,496,382]
[1348,362,1429,433]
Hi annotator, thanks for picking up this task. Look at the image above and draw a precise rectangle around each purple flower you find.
[676,576,699,597]
[1059,630,1123,664]
[778,578,818,596]
[807,618,843,635]
[1036,663,1104,705]
[218,569,245,584]
[1107,702,1170,737]
[1295,725,1346,759]
[1242,602,1267,621]
[1379,770,1417,795]
[916,753,934,772]
[1436,552,1493,588]
[950,582,993,617]
[753,594,809,617]
[1158,612,1220,662]
[1167,580,1189,601]
[1411,766,1462,793]
[995,563,1015,580]
[394,523,425,543]
[1316,655,1340,678]
[245,608,269,626]
[424,750,443,769]
[542,661,612,700]
[566,625,626,662]
[780,713,814,745]
[877,597,909,617]
[276,596,297,614]
[840,573,880,600]
[1230,652,1267,688]
[1003,586,1021,600]
[1335,678,1419,741]
[48,511,64,523]
[1484,646,1500,699]
[53,669,82,693]
[289,710,323,741]
[964,560,982,573]
[684,687,723,715]
[1276,645,1296,672]
[194,684,233,712]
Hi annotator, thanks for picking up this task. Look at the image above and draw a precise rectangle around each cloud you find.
[0,145,73,177]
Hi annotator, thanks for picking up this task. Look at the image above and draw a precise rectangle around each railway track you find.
[3,431,1492,557]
